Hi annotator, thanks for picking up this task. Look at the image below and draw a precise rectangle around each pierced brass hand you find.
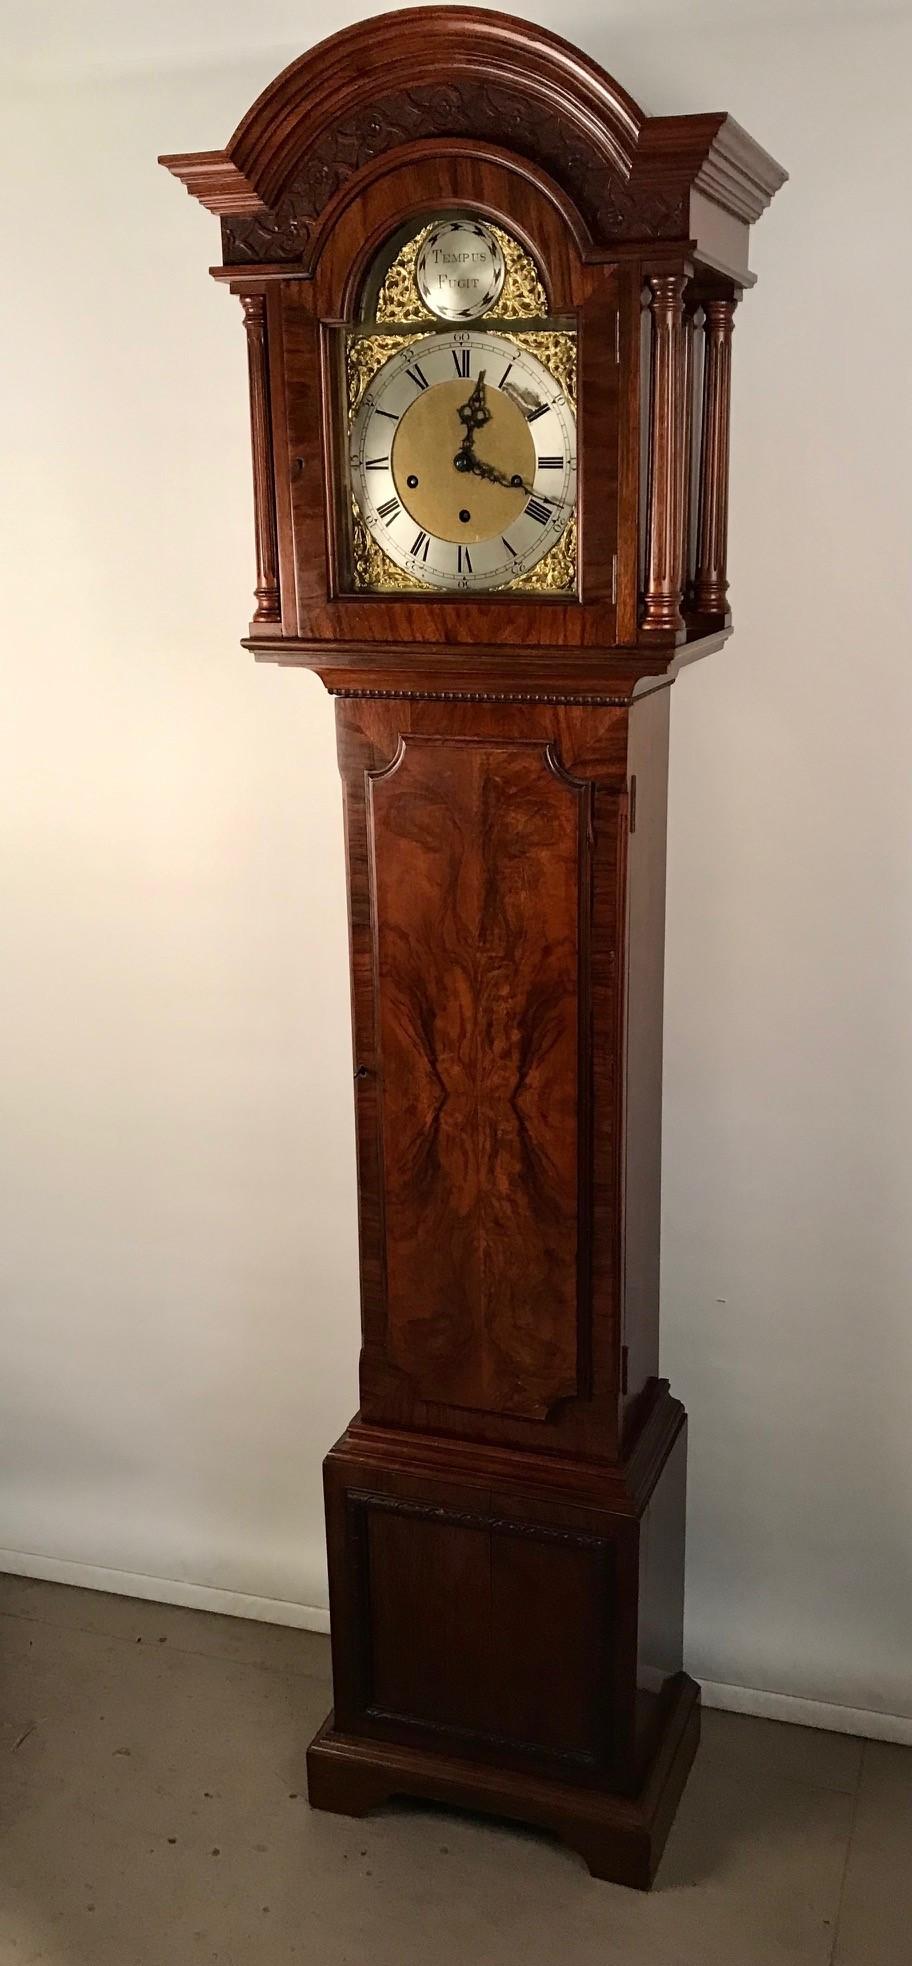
[454,371,491,472]
[457,371,491,438]
[464,457,534,496]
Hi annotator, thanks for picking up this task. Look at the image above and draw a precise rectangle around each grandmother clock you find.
[162,8,785,1887]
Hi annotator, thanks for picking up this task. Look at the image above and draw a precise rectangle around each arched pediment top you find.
[160,7,786,273]
[226,7,646,208]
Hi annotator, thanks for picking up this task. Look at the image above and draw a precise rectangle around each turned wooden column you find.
[693,297,737,618]
[240,293,281,625]
[679,294,698,603]
[642,273,688,637]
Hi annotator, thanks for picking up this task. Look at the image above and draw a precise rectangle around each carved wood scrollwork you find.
[221,83,688,266]
[240,294,281,624]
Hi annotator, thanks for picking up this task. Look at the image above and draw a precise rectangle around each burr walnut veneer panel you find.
[338,692,637,1464]
[368,735,589,1420]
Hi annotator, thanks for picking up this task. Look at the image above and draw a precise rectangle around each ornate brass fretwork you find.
[509,331,577,409]
[346,332,423,415]
[508,516,577,594]
[350,499,422,592]
[347,328,575,419]
[374,223,547,326]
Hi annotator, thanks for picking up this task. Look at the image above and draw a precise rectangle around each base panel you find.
[307,1671,700,1889]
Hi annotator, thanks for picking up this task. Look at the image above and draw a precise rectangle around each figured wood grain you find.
[338,695,632,1463]
[367,733,590,1419]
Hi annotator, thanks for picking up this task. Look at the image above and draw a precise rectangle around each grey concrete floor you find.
[0,1574,907,1965]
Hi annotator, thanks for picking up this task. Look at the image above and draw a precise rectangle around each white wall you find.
[2,2,911,1721]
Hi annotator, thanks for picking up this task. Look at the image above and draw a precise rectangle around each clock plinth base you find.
[306,1675,700,1890]
[308,1395,696,1888]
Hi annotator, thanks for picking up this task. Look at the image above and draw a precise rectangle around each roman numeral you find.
[502,536,518,558]
[457,545,472,574]
[376,496,401,522]
[411,529,431,561]
[498,361,514,388]
[365,456,389,470]
[525,402,549,424]
[406,364,429,392]
[375,408,399,421]
[537,455,563,471]
[525,496,552,526]
[452,348,471,378]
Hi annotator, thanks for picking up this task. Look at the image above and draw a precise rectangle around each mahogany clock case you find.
[160,6,786,1890]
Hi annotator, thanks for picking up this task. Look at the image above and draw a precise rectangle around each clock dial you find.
[350,330,576,592]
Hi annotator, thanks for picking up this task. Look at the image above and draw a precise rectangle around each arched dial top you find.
[349,329,577,594]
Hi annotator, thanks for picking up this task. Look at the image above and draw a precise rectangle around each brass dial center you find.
[391,380,535,544]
